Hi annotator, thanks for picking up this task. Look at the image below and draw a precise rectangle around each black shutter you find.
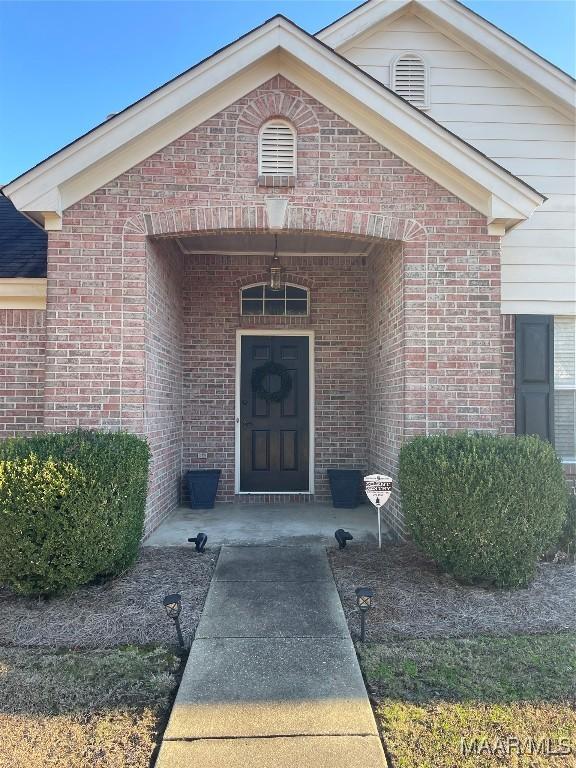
[515,315,554,441]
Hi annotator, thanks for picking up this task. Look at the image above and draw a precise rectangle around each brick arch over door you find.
[126,204,428,243]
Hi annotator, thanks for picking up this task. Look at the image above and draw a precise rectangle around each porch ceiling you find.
[175,231,381,256]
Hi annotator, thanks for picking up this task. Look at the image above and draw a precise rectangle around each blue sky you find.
[0,0,574,182]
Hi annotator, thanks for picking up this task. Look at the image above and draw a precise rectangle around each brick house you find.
[1,2,574,538]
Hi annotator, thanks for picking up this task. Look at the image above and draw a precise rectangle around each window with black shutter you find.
[515,315,554,442]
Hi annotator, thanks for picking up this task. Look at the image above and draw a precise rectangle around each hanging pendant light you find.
[269,234,283,290]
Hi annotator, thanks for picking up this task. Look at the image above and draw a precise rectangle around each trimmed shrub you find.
[0,430,150,595]
[398,433,568,588]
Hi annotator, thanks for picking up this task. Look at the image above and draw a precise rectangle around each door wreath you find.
[251,361,293,402]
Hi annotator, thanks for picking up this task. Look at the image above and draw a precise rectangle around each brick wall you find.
[43,74,507,533]
[144,239,184,534]
[0,309,45,435]
[425,251,502,431]
[367,242,406,535]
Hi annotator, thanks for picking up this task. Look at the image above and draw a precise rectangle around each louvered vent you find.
[393,54,428,108]
[259,120,296,176]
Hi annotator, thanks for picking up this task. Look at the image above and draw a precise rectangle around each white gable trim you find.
[2,16,543,232]
[318,0,575,120]
[318,0,410,48]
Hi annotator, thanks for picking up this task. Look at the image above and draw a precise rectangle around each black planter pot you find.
[185,469,221,509]
[327,469,364,509]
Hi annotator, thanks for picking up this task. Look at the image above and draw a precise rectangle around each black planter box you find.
[185,469,221,509]
[327,469,364,509]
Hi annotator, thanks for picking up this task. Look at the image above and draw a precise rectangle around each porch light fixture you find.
[187,532,208,553]
[355,586,374,643]
[269,234,283,290]
[335,529,354,549]
[163,593,185,648]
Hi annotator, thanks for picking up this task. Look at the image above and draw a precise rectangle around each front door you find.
[240,335,309,492]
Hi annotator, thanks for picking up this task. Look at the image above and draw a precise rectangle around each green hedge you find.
[0,431,150,595]
[398,433,568,588]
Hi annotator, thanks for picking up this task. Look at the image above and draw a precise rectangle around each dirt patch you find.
[0,645,181,768]
[328,542,576,640]
[0,546,218,649]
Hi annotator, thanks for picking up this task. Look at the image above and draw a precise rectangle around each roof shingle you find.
[0,194,47,278]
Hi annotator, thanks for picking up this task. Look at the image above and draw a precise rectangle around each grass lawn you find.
[359,633,576,768]
[0,645,183,768]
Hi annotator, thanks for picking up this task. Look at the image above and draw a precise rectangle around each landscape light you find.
[355,586,374,642]
[334,529,353,549]
[188,532,208,553]
[163,593,185,648]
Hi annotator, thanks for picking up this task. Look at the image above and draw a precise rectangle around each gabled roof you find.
[317,0,575,119]
[2,14,544,234]
[0,194,47,277]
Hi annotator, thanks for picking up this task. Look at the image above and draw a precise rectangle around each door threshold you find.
[237,491,313,495]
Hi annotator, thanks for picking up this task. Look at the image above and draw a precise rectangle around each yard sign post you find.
[363,474,392,549]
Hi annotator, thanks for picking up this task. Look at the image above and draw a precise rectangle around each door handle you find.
[243,421,253,426]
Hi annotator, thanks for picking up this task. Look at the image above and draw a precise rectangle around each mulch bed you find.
[328,542,576,641]
[0,546,219,649]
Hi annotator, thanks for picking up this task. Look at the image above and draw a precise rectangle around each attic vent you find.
[392,53,429,109]
[258,120,296,176]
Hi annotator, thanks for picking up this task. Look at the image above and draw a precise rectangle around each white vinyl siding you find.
[258,120,296,176]
[554,317,576,462]
[340,13,576,315]
[392,53,428,108]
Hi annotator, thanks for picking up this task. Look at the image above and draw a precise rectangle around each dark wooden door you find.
[240,336,309,492]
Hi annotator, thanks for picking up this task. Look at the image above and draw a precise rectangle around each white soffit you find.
[318,0,576,120]
[2,16,544,232]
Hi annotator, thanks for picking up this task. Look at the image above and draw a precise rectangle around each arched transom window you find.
[241,283,309,316]
[258,119,297,176]
[392,53,429,109]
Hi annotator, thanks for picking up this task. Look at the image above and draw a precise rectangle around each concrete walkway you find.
[155,545,387,767]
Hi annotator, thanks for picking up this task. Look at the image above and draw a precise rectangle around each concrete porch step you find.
[144,504,381,547]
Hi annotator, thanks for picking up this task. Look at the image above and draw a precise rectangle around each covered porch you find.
[144,226,408,538]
